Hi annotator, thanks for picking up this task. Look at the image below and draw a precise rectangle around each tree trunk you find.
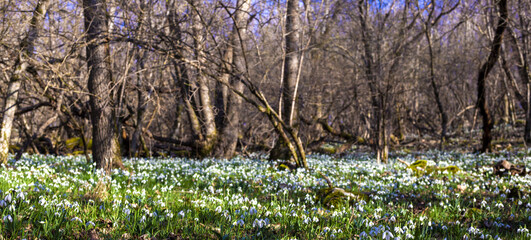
[130,50,149,157]
[214,45,233,129]
[282,0,301,126]
[476,0,508,153]
[167,0,203,150]
[505,27,531,143]
[0,0,49,165]
[358,0,386,163]
[83,0,121,173]
[191,0,217,155]
[214,0,251,159]
[270,0,302,162]
[425,23,448,150]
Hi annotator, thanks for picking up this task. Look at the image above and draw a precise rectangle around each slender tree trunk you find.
[358,0,385,163]
[270,0,305,162]
[83,0,121,173]
[214,0,251,158]
[282,0,301,126]
[191,0,217,154]
[214,45,233,129]
[0,0,49,165]
[476,0,508,153]
[167,0,203,147]
[130,50,149,157]
[425,24,448,150]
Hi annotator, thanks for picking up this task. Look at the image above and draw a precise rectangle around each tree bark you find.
[0,0,49,165]
[505,27,531,144]
[167,0,203,153]
[130,50,149,157]
[282,0,301,126]
[83,0,121,173]
[270,0,302,162]
[191,0,217,154]
[425,23,448,150]
[358,0,386,163]
[214,0,251,159]
[476,0,508,153]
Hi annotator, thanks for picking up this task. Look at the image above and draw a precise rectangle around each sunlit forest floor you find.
[0,151,530,239]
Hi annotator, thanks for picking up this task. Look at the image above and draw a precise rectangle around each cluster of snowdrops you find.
[0,151,530,239]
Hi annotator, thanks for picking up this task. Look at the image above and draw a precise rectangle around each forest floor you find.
[0,152,530,239]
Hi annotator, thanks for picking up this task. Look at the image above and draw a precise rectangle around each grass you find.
[0,152,530,239]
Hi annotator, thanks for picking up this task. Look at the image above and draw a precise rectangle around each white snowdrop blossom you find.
[382,230,394,240]
[3,215,13,223]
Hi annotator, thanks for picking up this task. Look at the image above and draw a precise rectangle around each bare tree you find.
[0,0,50,164]
[476,0,508,152]
[213,0,252,158]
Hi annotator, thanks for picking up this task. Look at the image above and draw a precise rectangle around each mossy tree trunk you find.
[270,0,303,164]
[191,0,217,154]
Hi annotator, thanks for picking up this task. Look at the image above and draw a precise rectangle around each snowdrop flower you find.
[71,217,82,223]
[313,216,319,223]
[382,230,394,240]
[468,226,481,235]
[215,206,222,213]
[517,226,529,234]
[0,200,6,207]
[5,193,12,203]
[179,210,185,218]
[253,218,267,228]
[86,221,95,227]
[250,207,257,215]
[17,192,25,200]
[406,233,414,239]
[395,226,404,234]
[389,216,396,222]
[3,215,13,223]
[233,219,244,226]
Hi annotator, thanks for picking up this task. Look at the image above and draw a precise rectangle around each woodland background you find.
[0,0,529,172]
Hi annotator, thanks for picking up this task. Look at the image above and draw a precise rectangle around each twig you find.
[397,158,410,167]
[317,171,334,188]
